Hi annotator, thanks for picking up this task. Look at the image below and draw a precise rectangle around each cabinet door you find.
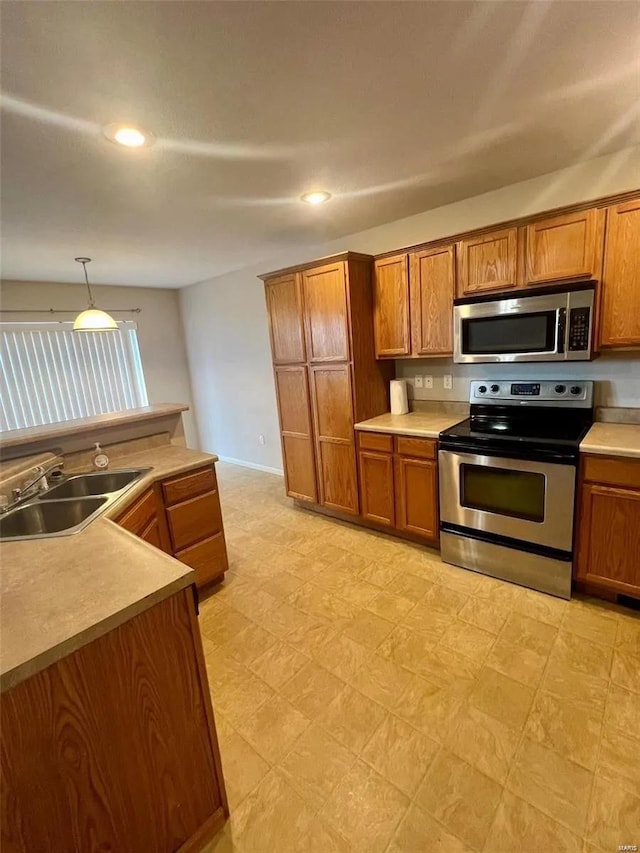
[175,532,228,587]
[302,262,350,362]
[264,273,306,364]
[310,364,358,514]
[457,228,517,296]
[359,450,394,526]
[395,455,438,540]
[600,199,640,347]
[274,366,318,502]
[410,246,454,355]
[373,255,410,357]
[525,209,600,284]
[576,482,640,597]
[140,516,162,549]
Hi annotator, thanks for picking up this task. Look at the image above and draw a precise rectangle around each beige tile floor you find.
[201,463,640,853]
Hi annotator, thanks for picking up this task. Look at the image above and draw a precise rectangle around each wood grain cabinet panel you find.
[373,255,410,357]
[163,467,217,507]
[410,246,455,355]
[264,273,306,364]
[457,228,518,296]
[140,516,162,550]
[166,491,223,553]
[525,209,600,284]
[175,533,228,586]
[0,590,227,853]
[394,455,438,541]
[301,262,350,362]
[576,482,640,598]
[274,366,317,502]
[358,431,393,453]
[359,450,394,526]
[116,488,157,536]
[310,363,358,514]
[600,199,640,347]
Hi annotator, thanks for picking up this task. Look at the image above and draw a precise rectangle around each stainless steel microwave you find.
[453,284,595,363]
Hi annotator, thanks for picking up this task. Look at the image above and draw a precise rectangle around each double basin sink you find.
[0,469,151,541]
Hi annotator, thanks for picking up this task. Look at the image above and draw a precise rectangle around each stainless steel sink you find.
[0,497,108,539]
[0,467,151,541]
[38,469,146,500]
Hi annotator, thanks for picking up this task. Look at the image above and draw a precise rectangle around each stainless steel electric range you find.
[438,380,594,599]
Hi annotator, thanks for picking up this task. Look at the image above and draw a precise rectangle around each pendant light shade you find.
[73,258,118,332]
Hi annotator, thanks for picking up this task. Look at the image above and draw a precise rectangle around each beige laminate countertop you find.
[580,423,640,459]
[0,444,219,693]
[354,411,465,438]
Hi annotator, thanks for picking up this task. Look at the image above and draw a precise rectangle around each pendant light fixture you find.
[73,258,118,331]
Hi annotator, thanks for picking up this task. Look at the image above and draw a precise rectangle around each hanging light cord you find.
[75,257,95,308]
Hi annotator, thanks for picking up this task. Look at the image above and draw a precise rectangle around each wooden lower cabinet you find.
[395,454,439,541]
[359,449,395,526]
[575,455,640,599]
[357,432,438,542]
[1,589,228,852]
[116,465,229,588]
[274,366,317,502]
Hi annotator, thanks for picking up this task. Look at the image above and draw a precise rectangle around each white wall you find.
[181,147,640,469]
[0,280,199,448]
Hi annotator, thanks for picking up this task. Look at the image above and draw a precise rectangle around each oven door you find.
[453,292,566,363]
[438,450,576,552]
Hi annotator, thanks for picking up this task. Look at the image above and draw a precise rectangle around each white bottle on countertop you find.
[92,442,110,471]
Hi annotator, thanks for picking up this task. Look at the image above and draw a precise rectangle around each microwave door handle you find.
[557,307,567,354]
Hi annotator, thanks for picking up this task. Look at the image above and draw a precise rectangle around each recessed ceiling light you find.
[103,123,155,148]
[301,191,331,205]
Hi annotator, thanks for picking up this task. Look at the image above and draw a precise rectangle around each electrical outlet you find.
[414,376,424,389]
[443,374,453,390]
[424,376,433,389]
[258,434,266,445]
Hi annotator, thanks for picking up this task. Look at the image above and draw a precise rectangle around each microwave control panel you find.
[568,307,591,352]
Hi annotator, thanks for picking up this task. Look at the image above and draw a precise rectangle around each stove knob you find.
[478,385,487,394]
[490,384,500,393]
[555,384,566,394]
[570,385,582,396]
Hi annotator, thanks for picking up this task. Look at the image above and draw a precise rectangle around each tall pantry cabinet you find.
[262,253,393,515]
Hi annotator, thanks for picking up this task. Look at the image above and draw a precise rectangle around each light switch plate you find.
[414,376,424,388]
[424,376,433,389]
[443,375,453,390]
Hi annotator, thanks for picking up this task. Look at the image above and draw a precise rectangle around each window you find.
[0,322,148,431]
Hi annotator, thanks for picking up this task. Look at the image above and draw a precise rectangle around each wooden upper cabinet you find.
[600,199,640,347]
[265,273,306,364]
[410,246,454,355]
[525,209,600,285]
[373,255,410,357]
[309,363,358,514]
[301,262,350,362]
[274,366,317,503]
[456,228,518,296]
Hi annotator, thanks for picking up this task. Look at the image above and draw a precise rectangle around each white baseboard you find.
[217,456,284,476]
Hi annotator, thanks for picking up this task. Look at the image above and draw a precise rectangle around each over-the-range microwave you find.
[453,283,595,363]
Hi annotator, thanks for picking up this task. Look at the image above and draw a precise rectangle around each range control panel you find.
[470,380,594,407]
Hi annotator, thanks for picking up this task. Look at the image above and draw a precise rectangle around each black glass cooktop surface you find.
[439,405,593,461]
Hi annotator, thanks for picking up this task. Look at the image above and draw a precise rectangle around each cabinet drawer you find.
[166,491,223,552]
[582,455,640,489]
[394,436,437,459]
[116,488,157,536]
[175,532,228,587]
[358,431,393,453]
[162,466,217,507]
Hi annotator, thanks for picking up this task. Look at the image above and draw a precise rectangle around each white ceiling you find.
[1,1,639,289]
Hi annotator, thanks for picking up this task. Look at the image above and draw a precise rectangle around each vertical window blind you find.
[0,322,149,432]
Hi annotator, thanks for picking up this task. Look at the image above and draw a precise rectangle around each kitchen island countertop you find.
[0,444,219,692]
